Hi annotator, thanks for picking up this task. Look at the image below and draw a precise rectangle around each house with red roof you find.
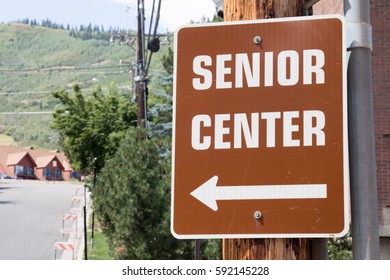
[35,155,64,181]
[0,145,80,181]
[2,151,37,180]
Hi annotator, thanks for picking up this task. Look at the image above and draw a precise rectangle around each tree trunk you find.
[224,0,306,20]
[222,0,312,260]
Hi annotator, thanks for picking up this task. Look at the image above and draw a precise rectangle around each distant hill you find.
[0,22,172,149]
[0,22,170,112]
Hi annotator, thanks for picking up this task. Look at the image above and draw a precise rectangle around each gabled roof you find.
[27,148,67,165]
[6,152,36,167]
[62,160,72,171]
[6,152,28,166]
[35,155,64,169]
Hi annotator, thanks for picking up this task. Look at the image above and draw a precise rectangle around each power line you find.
[0,85,134,97]
[0,111,53,115]
[0,90,52,96]
[0,65,126,74]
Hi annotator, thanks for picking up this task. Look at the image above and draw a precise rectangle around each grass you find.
[0,134,14,145]
[85,217,114,260]
[86,230,114,260]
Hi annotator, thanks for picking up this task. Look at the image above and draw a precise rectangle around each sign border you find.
[171,14,349,239]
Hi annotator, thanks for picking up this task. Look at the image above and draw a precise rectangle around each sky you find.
[0,0,217,32]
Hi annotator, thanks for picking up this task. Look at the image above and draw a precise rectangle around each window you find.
[43,168,52,177]
[71,172,79,179]
[15,165,24,175]
[27,167,34,175]
[55,169,62,178]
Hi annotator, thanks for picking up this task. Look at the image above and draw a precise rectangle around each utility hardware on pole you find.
[135,0,162,128]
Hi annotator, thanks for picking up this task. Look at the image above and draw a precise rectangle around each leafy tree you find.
[51,83,137,173]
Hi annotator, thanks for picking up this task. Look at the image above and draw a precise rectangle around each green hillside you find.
[0,22,169,111]
[0,22,171,148]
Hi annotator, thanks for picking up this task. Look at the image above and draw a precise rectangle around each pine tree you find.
[92,127,193,259]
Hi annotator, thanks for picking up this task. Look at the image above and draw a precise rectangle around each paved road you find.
[0,180,81,260]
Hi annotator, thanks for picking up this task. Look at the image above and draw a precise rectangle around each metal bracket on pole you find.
[344,0,373,51]
[346,22,373,51]
[302,0,320,16]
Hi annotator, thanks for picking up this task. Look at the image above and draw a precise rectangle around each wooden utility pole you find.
[224,0,307,20]
[222,0,322,260]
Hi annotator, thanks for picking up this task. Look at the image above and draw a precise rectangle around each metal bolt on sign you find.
[254,211,262,221]
[253,35,262,45]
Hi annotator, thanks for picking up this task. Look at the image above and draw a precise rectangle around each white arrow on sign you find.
[190,176,327,211]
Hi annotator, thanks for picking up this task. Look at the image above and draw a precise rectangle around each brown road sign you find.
[171,15,349,238]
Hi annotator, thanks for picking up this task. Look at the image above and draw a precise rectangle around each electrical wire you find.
[145,0,162,77]
[0,85,134,97]
[147,0,157,46]
[0,65,126,74]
